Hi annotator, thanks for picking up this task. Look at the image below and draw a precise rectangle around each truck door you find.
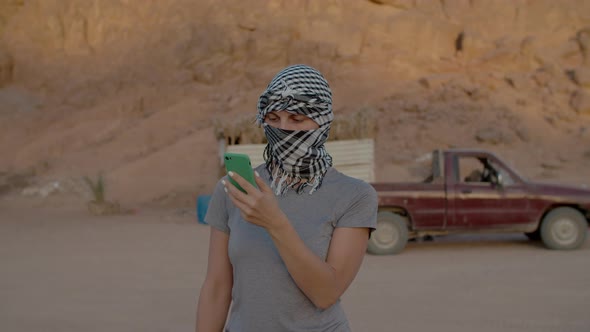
[447,155,531,229]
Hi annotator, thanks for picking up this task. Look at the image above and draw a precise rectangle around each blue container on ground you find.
[197,195,212,224]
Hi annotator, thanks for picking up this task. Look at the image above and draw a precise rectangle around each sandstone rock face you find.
[0,0,589,205]
[572,67,590,87]
[475,127,506,145]
[0,86,39,114]
[577,27,590,66]
[0,48,12,87]
[571,90,590,115]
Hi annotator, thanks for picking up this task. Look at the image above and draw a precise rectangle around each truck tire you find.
[540,207,588,250]
[367,211,409,255]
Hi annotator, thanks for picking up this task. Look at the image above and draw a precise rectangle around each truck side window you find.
[458,157,487,184]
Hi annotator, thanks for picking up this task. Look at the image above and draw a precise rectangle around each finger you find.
[223,183,257,222]
[226,187,248,211]
[228,171,259,195]
[223,173,248,195]
[223,178,252,206]
[254,170,272,194]
[228,190,250,221]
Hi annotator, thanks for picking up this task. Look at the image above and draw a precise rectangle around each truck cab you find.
[369,149,590,255]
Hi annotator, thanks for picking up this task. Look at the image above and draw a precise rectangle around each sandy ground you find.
[1,207,589,332]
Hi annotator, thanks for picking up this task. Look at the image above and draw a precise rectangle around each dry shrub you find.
[212,115,266,145]
[83,174,122,216]
[83,175,105,203]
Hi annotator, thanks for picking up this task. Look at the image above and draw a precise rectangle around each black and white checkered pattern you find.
[256,64,333,195]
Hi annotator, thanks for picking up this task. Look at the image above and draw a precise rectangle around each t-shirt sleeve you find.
[204,178,230,234]
[336,182,378,230]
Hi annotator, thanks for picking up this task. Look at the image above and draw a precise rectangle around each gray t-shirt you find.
[205,165,378,332]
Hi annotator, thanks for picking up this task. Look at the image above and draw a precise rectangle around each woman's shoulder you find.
[324,167,376,195]
[324,168,378,224]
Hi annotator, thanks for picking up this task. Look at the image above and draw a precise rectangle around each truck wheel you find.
[540,207,588,250]
[367,212,409,255]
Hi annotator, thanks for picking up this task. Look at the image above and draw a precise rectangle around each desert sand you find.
[1,203,589,332]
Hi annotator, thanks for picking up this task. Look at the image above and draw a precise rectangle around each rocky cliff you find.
[1,0,589,207]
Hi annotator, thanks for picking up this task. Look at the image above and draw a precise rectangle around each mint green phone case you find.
[224,153,257,193]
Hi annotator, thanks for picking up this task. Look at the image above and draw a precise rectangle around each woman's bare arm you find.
[196,228,233,332]
[267,224,369,309]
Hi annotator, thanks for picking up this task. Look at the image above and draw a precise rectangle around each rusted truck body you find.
[368,149,590,254]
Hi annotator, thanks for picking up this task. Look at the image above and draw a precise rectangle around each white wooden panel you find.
[327,140,374,165]
[226,139,374,182]
[336,165,374,182]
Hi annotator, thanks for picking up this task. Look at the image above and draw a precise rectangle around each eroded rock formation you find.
[0,0,589,205]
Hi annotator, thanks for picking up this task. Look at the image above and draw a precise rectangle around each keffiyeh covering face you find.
[256,64,334,195]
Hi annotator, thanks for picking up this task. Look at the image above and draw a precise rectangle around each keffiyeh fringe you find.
[264,147,327,195]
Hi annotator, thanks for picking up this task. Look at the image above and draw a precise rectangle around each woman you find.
[196,64,377,332]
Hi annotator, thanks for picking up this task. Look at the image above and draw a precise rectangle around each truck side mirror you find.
[493,173,503,188]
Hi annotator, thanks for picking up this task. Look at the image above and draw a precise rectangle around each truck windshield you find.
[489,160,523,185]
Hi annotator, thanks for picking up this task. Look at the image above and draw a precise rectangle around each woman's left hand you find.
[223,171,287,230]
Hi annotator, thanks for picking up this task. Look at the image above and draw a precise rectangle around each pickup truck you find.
[368,149,590,254]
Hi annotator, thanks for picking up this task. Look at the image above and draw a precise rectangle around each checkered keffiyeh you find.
[256,64,334,195]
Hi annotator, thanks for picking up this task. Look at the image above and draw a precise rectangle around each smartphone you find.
[224,153,257,193]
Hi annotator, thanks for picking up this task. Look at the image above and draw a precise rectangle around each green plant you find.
[83,174,105,203]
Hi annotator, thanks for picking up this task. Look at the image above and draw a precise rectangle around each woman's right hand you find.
[223,171,288,232]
